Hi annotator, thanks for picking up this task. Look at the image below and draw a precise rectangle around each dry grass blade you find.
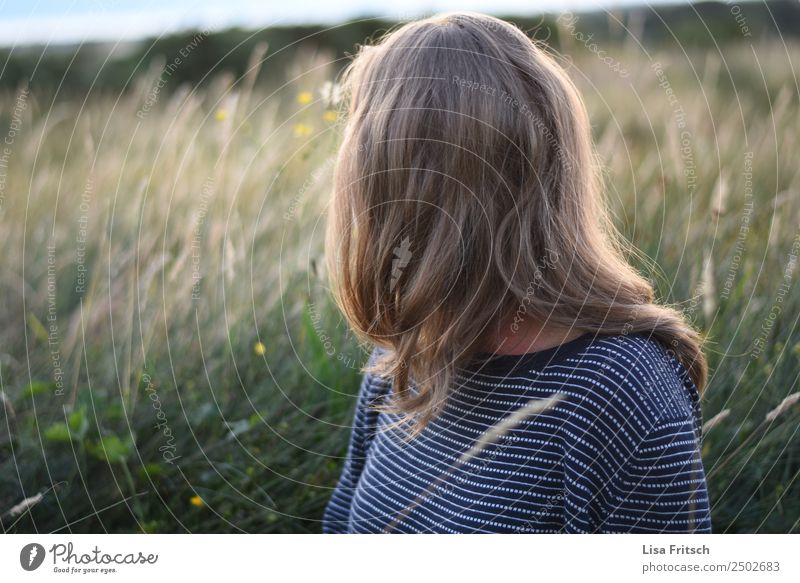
[0,390,15,420]
[708,393,800,480]
[702,408,730,433]
[6,493,43,517]
[765,393,800,423]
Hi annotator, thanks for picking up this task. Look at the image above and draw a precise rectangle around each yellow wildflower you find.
[323,110,338,123]
[297,91,313,105]
[254,342,266,355]
[190,495,204,507]
[214,109,228,121]
[293,123,313,137]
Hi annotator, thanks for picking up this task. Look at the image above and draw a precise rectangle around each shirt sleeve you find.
[599,416,712,533]
[322,348,384,534]
[561,335,712,534]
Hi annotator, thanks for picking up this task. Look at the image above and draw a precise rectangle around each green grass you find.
[0,38,798,533]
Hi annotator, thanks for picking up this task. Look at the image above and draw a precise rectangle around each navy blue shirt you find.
[323,332,712,533]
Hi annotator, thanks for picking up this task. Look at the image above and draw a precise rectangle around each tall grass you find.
[0,38,798,533]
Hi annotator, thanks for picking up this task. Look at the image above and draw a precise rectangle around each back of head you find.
[326,12,706,435]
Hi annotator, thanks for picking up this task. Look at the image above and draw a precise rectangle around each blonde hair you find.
[325,12,706,436]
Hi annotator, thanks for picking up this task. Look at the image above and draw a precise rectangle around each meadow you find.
[0,33,798,533]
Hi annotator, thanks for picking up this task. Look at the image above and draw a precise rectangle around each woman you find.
[322,12,711,533]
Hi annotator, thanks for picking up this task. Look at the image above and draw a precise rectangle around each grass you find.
[0,37,798,533]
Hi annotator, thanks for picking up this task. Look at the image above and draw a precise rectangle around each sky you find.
[0,0,688,47]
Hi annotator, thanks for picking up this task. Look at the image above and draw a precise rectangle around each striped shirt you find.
[323,332,712,533]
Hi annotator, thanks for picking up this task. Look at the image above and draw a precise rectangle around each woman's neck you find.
[479,317,585,356]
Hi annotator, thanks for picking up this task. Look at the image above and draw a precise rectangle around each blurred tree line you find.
[0,0,798,96]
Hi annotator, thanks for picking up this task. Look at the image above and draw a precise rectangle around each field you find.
[0,32,798,533]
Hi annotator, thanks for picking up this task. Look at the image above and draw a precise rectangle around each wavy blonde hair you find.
[325,12,707,436]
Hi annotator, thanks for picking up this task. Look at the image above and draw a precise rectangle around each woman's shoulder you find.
[362,333,701,431]
[574,331,693,385]
[554,332,702,442]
